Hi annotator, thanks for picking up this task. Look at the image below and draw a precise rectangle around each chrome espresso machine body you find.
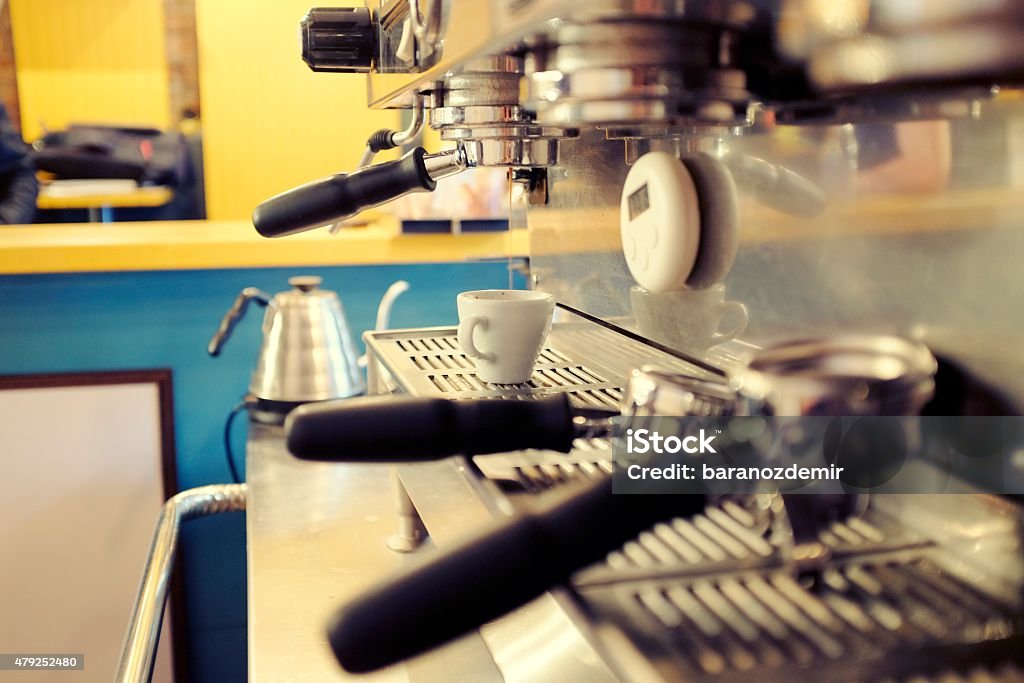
[253,2,1024,682]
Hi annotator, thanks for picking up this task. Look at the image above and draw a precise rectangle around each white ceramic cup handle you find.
[457,316,496,362]
[712,301,749,343]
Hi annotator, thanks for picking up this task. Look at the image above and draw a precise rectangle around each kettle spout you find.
[358,280,410,368]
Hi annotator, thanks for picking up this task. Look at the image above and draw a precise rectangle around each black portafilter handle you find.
[328,473,705,673]
[252,147,436,238]
[286,394,582,462]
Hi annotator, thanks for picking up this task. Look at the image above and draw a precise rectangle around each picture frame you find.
[0,369,186,682]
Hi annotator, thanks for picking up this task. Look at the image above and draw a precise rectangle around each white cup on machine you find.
[457,290,556,384]
[630,284,748,352]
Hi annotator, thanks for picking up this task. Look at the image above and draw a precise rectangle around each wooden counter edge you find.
[0,220,529,275]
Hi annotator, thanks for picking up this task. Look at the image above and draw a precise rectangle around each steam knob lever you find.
[301,7,376,73]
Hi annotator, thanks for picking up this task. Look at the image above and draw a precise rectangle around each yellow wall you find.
[9,0,171,142]
[194,0,398,221]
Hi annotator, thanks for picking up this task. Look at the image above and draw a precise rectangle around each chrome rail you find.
[116,484,248,683]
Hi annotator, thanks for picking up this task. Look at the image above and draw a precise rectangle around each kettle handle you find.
[207,288,272,356]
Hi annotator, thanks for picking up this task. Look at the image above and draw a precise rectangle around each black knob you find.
[300,7,375,73]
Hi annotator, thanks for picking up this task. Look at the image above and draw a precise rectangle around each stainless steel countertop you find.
[246,423,411,683]
[246,424,518,683]
[246,422,619,683]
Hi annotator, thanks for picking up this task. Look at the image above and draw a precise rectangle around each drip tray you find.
[364,321,732,403]
[582,557,1022,683]
[572,498,1022,681]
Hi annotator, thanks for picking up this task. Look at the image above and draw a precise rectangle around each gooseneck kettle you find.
[208,276,407,422]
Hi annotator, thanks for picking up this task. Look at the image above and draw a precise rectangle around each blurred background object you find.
[0,101,37,223]
[0,0,437,225]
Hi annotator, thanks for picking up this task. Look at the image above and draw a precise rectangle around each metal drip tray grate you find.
[366,327,631,404]
[474,438,615,494]
[511,457,615,491]
[568,495,1022,681]
[580,556,1020,681]
[365,321,725,403]
[574,500,926,586]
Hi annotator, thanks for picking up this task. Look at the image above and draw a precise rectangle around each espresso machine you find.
[247,1,1024,681]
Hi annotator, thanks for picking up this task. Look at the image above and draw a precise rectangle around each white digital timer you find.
[619,151,701,292]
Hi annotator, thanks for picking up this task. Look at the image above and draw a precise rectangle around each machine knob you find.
[300,7,375,73]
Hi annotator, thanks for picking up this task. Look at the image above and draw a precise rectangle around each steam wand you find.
[355,93,427,171]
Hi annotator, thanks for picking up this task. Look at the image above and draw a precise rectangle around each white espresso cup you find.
[457,290,556,384]
[630,284,748,351]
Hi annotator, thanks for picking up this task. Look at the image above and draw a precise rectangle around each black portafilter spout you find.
[285,393,616,462]
[328,472,705,673]
[252,146,467,238]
